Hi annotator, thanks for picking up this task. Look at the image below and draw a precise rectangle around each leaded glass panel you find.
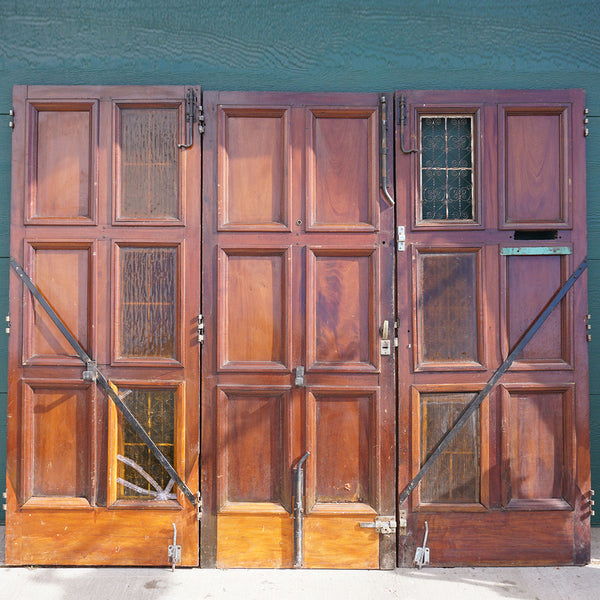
[420,116,474,221]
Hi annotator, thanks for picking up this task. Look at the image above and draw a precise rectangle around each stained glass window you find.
[420,116,474,221]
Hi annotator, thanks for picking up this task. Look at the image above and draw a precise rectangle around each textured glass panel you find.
[420,393,479,504]
[420,115,473,221]
[117,390,175,500]
[120,247,177,358]
[121,108,178,219]
[420,252,478,363]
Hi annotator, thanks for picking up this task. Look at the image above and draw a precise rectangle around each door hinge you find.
[197,314,204,344]
[584,108,590,137]
[1,109,14,129]
[2,490,6,511]
[359,515,402,535]
[587,313,592,342]
[4,315,10,334]
[397,226,406,252]
[196,490,203,520]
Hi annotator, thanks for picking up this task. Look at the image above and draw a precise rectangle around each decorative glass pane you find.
[119,247,177,358]
[117,390,175,500]
[120,108,178,219]
[419,252,478,363]
[420,393,479,504]
[420,116,473,221]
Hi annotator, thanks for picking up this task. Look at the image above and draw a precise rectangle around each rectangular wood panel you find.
[27,101,96,223]
[306,108,377,231]
[501,385,574,510]
[307,248,377,370]
[218,107,290,230]
[218,247,290,370]
[499,106,570,228]
[24,243,92,364]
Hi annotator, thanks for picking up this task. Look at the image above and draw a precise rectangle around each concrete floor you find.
[1,526,599,600]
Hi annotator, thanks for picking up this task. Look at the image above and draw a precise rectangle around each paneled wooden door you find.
[6,86,201,565]
[396,89,590,565]
[201,92,396,568]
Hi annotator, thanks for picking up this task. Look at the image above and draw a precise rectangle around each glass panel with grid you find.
[117,389,175,500]
[420,392,480,504]
[420,116,474,221]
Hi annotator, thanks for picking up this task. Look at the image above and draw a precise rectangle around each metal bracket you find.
[414,521,430,568]
[1,109,14,129]
[82,360,97,382]
[294,366,305,387]
[359,516,398,535]
[168,522,182,570]
[397,226,406,252]
[197,313,204,344]
[196,491,203,520]
[4,315,10,335]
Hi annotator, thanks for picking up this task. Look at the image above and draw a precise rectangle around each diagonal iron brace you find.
[9,257,197,508]
[399,256,588,508]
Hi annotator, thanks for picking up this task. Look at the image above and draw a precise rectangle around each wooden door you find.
[201,92,396,568]
[396,89,590,565]
[6,85,201,565]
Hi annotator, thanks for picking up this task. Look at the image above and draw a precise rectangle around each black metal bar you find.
[293,451,310,568]
[398,257,588,507]
[9,257,197,507]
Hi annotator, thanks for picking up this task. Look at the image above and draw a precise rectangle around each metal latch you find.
[414,521,430,568]
[359,516,398,535]
[397,226,406,252]
[168,522,182,570]
[380,320,391,356]
[295,366,305,387]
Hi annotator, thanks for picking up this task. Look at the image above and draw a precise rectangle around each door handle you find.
[295,366,305,387]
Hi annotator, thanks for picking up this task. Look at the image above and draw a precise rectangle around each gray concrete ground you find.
[1,526,599,600]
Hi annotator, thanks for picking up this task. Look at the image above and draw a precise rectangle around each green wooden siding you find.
[1,0,600,525]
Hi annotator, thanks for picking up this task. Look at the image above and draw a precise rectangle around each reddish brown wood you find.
[396,89,589,567]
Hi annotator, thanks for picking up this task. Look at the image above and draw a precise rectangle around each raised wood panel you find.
[502,252,571,367]
[414,248,483,370]
[501,385,574,510]
[307,248,377,371]
[218,247,291,371]
[217,514,293,568]
[217,387,291,507]
[306,108,377,231]
[307,388,378,509]
[218,107,290,231]
[26,101,97,223]
[24,243,93,364]
[499,105,570,228]
[21,381,93,503]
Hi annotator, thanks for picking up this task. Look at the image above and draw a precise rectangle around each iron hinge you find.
[1,109,14,129]
[587,313,592,343]
[196,490,203,520]
[584,108,590,137]
[397,226,406,252]
[197,314,204,344]
[2,490,6,512]
[359,515,401,535]
[4,315,10,335]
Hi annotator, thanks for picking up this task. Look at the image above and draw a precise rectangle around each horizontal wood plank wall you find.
[0,1,599,530]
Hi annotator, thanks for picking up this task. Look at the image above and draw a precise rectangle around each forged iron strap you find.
[398,256,588,508]
[9,257,197,507]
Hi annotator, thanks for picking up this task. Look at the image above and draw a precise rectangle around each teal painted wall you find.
[1,0,599,525]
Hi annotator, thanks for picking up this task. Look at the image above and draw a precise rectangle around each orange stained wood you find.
[202,92,396,568]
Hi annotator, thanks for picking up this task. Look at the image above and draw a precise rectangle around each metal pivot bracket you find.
[82,360,97,382]
[414,521,430,569]
[168,522,182,571]
[359,516,398,535]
